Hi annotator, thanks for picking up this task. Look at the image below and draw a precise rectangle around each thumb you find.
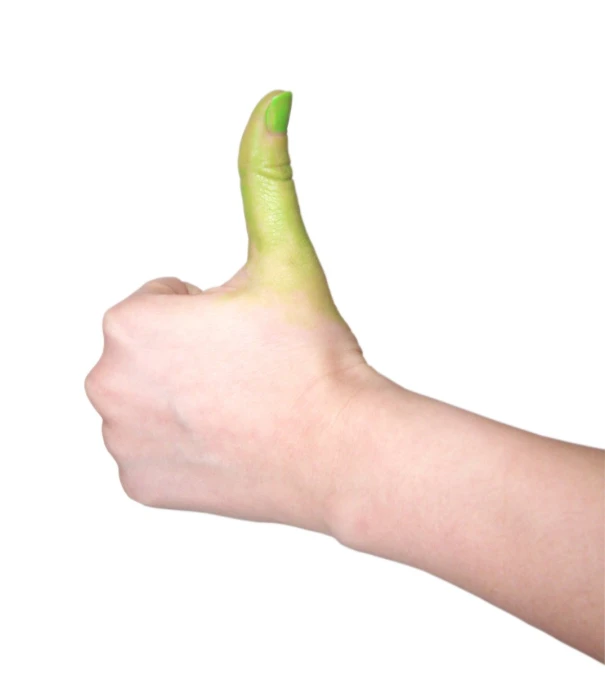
[238,91,335,311]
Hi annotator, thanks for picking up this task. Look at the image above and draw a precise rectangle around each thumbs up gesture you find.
[85,91,371,532]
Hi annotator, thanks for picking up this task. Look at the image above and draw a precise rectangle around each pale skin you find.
[85,91,605,661]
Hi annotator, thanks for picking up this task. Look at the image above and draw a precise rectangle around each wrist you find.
[321,368,419,551]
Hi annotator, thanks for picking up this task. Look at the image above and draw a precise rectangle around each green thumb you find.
[238,91,336,314]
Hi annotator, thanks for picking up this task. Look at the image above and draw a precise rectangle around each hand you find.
[85,91,369,532]
[85,90,604,660]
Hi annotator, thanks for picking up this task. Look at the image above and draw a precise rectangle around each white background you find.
[1,1,603,673]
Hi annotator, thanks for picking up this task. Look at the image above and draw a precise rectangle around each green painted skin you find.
[237,90,341,319]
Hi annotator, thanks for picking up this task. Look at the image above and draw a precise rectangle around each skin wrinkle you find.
[314,366,375,520]
[271,359,368,531]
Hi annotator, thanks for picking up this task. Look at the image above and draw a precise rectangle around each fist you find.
[85,91,369,533]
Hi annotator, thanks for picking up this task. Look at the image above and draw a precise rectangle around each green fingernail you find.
[265,91,293,133]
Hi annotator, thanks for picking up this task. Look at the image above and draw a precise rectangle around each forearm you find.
[329,371,605,660]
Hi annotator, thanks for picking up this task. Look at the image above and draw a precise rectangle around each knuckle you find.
[101,422,122,459]
[119,468,144,503]
[119,468,160,508]
[84,366,102,402]
[84,363,122,413]
[103,297,155,340]
[257,163,293,183]
[102,304,125,337]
